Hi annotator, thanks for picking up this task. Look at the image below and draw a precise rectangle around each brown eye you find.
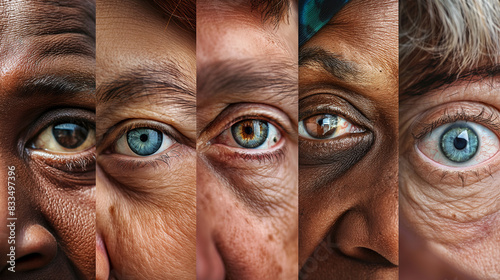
[33,122,95,153]
[299,114,364,140]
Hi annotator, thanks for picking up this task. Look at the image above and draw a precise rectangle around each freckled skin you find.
[196,1,299,279]
[400,82,500,279]
[0,1,96,279]
[298,0,399,279]
[96,0,196,279]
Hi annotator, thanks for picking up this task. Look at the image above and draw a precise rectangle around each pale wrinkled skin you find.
[196,1,299,279]
[400,81,500,280]
[96,0,196,279]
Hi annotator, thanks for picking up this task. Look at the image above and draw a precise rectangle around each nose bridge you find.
[196,158,226,280]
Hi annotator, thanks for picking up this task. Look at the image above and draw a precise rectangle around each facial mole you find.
[268,234,273,241]
[109,205,115,218]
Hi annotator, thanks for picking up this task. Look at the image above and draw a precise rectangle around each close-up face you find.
[96,0,196,279]
[0,0,96,279]
[298,0,399,279]
[399,1,500,278]
[196,0,299,279]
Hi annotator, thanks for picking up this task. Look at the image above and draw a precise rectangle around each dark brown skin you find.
[298,0,399,279]
[0,1,96,279]
[96,0,196,279]
[196,1,299,279]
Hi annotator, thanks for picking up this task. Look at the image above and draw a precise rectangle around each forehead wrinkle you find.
[197,58,297,107]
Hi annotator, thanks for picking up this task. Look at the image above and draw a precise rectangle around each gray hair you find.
[400,0,500,95]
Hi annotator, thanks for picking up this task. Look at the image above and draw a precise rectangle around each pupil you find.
[140,134,148,142]
[454,136,467,150]
[244,126,253,135]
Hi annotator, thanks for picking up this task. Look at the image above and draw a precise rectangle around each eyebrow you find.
[10,74,95,98]
[299,47,361,82]
[402,64,500,96]
[97,62,195,111]
[197,58,297,105]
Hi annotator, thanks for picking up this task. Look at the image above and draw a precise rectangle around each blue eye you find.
[114,127,174,157]
[127,128,163,156]
[417,121,499,167]
[440,125,478,162]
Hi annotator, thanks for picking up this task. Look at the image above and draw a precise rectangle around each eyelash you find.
[413,108,500,140]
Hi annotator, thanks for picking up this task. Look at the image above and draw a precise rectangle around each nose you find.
[196,158,226,280]
[334,192,399,266]
[14,224,57,272]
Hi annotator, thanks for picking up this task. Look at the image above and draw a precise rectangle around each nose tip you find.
[15,224,57,272]
[196,220,226,280]
[335,210,399,266]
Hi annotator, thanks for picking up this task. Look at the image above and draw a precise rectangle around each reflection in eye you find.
[216,119,281,149]
[115,127,173,156]
[298,114,364,139]
[418,121,499,167]
[33,122,95,152]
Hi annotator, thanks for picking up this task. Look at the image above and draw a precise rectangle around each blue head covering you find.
[299,0,350,47]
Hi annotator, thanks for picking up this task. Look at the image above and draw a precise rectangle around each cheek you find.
[98,164,196,279]
[35,175,96,278]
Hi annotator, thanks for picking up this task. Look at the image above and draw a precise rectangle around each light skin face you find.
[196,1,298,279]
[400,77,500,279]
[96,0,196,279]
[0,1,96,279]
[298,0,399,279]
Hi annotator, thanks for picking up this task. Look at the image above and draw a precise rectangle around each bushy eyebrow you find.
[9,74,95,98]
[299,47,360,82]
[401,64,500,96]
[97,62,195,111]
[197,58,297,106]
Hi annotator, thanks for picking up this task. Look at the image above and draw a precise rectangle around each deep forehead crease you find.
[0,0,95,38]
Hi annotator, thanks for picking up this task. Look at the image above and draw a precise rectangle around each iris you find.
[53,123,89,149]
[440,125,478,163]
[231,120,268,148]
[127,128,163,156]
[303,114,338,139]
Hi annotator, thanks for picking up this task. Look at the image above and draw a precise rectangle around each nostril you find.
[15,224,57,272]
[339,247,395,266]
[16,253,45,271]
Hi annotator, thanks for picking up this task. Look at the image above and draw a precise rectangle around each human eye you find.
[213,119,281,150]
[299,114,364,139]
[98,119,188,169]
[417,121,499,167]
[204,103,291,163]
[26,108,96,175]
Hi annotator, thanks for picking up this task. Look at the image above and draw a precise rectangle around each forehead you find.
[0,0,95,90]
[197,0,297,66]
[305,0,398,80]
[97,0,195,82]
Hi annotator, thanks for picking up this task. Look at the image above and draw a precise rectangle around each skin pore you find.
[196,0,298,279]
[0,0,96,279]
[96,0,196,279]
[298,0,399,279]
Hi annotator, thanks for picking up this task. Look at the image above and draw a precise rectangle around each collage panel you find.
[0,0,96,279]
[298,0,399,279]
[399,0,500,279]
[195,0,299,279]
[95,0,196,279]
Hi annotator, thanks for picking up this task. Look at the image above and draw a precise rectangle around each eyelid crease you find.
[413,107,500,140]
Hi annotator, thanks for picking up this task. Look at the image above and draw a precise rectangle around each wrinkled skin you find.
[298,0,399,279]
[96,0,196,279]
[0,0,96,279]
[196,1,299,279]
[400,80,500,279]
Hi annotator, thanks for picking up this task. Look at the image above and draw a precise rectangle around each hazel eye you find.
[114,127,174,156]
[33,122,95,152]
[417,121,499,167]
[299,114,364,139]
[215,119,281,149]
